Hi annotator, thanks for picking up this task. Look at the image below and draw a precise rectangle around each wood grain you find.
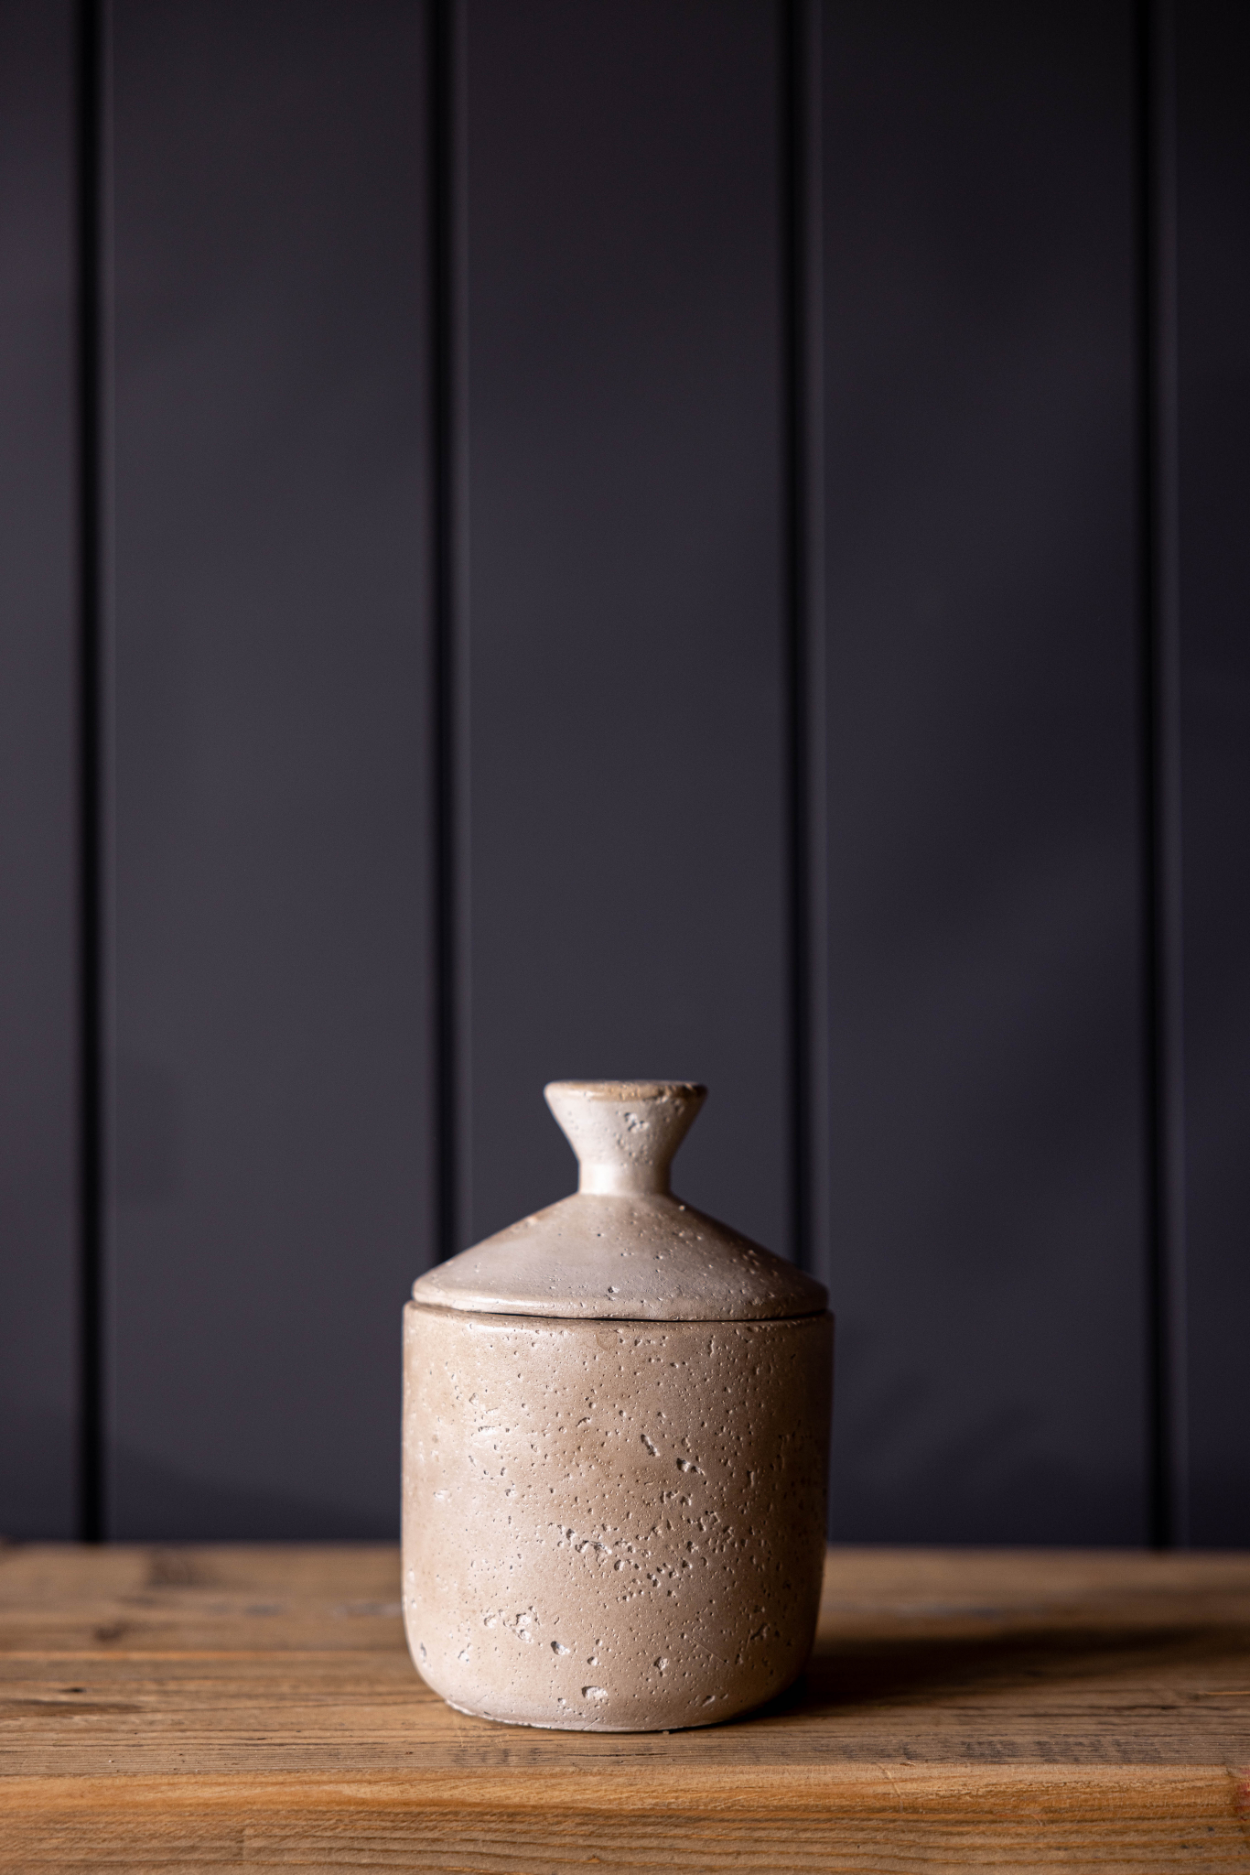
[2,1546,1249,1869]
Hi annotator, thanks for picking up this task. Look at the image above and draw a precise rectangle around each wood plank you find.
[2,1547,1249,1868]
[3,1766,1248,1873]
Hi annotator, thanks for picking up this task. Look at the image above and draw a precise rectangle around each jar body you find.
[402,1301,833,1732]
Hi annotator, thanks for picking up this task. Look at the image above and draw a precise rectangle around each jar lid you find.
[411,1081,828,1323]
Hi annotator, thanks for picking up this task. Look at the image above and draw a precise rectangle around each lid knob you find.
[544,1081,706,1196]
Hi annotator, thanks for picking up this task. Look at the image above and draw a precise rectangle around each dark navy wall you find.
[106,0,433,1537]
[462,0,790,1258]
[0,0,1244,1546]
[0,0,78,1539]
[821,0,1147,1544]
[1177,0,1250,1547]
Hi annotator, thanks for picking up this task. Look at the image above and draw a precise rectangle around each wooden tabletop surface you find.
[2,1543,1249,1871]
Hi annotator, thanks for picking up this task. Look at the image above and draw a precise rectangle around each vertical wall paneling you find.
[461,0,792,1255]
[822,0,1148,1542]
[0,0,78,1538]
[2,0,1244,1548]
[1177,0,1250,1546]
[107,0,433,1537]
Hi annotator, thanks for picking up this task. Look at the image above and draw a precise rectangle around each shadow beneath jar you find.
[739,1621,1245,1725]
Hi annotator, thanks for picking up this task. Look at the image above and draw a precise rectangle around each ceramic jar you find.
[402,1080,833,1732]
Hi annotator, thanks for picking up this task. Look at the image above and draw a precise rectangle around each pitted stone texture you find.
[403,1080,833,1731]
[543,1081,705,1195]
[402,1303,833,1732]
[411,1080,828,1324]
[411,1191,828,1322]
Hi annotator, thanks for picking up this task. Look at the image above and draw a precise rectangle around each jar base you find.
[436,1673,801,1734]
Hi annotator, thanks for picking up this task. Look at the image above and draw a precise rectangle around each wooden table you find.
[3,1544,1249,1870]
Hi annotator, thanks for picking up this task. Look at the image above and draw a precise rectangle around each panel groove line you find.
[1135,0,1189,1551]
[427,0,464,1267]
[73,0,107,1546]
[781,0,830,1279]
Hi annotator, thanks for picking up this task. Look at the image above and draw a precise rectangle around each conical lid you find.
[411,1081,828,1323]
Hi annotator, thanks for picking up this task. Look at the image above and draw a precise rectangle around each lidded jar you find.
[402,1081,833,1732]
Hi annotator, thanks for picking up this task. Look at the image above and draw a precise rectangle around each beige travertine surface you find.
[411,1190,829,1321]
[412,1081,827,1322]
[402,1303,833,1731]
[404,1080,834,1732]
